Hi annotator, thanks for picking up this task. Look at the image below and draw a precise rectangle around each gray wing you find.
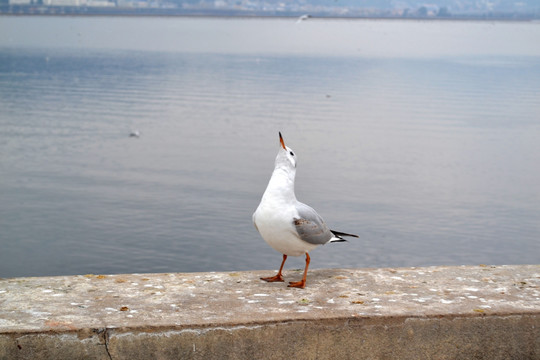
[293,202,334,245]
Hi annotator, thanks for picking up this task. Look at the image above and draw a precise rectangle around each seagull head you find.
[275,132,297,170]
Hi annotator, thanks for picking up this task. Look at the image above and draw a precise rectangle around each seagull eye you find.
[289,151,294,156]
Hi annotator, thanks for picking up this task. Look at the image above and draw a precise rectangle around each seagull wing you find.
[293,202,335,245]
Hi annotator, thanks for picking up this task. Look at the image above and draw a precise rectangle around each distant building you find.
[417,4,439,16]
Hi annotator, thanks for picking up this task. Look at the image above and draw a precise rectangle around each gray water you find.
[1,17,540,278]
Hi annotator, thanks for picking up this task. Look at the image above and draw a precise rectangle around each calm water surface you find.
[1,17,540,277]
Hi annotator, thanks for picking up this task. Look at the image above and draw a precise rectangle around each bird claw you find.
[260,274,284,282]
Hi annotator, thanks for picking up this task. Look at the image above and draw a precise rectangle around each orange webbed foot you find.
[288,280,306,289]
[261,255,287,283]
[261,274,284,282]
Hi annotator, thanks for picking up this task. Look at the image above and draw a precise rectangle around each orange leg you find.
[288,253,310,289]
[261,254,287,282]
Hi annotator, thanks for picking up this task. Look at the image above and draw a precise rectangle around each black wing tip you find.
[331,230,359,238]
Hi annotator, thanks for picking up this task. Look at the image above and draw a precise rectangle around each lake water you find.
[1,16,539,278]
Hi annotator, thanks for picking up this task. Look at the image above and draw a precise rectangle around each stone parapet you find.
[1,265,539,359]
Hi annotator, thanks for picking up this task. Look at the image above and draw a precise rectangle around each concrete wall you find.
[1,265,539,359]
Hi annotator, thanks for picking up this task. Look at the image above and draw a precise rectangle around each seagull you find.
[296,14,311,23]
[253,132,358,288]
[129,130,140,138]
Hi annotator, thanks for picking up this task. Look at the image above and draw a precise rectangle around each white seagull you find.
[129,130,140,138]
[296,14,311,23]
[253,132,358,288]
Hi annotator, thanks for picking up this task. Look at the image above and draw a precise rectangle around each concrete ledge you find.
[1,265,539,359]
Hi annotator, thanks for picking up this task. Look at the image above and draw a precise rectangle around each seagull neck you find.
[263,167,297,202]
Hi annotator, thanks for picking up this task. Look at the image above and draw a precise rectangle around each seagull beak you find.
[279,132,286,150]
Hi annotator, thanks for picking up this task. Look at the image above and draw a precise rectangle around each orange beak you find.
[279,132,286,150]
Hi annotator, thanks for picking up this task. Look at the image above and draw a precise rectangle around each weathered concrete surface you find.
[1,265,539,359]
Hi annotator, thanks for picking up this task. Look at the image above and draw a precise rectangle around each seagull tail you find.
[330,230,359,243]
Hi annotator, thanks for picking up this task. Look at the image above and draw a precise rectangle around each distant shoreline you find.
[1,14,539,22]
[1,6,539,21]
